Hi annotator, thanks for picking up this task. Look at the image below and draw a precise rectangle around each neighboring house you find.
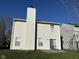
[74,26,79,50]
[61,24,74,49]
[10,7,61,50]
[61,24,79,50]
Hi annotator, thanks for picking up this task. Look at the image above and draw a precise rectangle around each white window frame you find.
[15,37,21,46]
[38,37,43,46]
[51,25,54,32]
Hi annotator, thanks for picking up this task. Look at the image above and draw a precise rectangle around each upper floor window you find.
[51,25,54,32]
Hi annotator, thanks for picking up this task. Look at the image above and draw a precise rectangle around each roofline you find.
[13,18,79,25]
[67,23,79,27]
[37,21,60,25]
[14,20,26,22]
[13,18,60,25]
[13,18,26,22]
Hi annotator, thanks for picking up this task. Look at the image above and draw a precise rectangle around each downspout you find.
[35,22,37,51]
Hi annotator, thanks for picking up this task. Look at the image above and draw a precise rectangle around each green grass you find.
[0,49,79,59]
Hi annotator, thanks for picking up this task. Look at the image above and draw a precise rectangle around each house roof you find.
[37,20,60,25]
[13,18,79,26]
[13,18,26,22]
[13,18,60,25]
[72,24,79,27]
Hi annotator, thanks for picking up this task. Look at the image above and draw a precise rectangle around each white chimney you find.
[26,7,36,50]
[27,6,36,21]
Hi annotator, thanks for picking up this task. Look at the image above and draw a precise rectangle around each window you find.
[38,42,43,46]
[38,37,43,46]
[38,37,42,41]
[15,37,21,46]
[76,34,78,38]
[51,25,54,32]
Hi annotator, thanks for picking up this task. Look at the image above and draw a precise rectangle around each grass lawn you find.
[0,50,79,59]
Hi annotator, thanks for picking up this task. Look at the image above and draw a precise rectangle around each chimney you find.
[26,6,36,21]
[26,6,36,50]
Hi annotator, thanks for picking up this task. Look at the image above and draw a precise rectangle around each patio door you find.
[50,39,56,49]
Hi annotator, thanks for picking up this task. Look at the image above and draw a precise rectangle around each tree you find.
[0,17,6,48]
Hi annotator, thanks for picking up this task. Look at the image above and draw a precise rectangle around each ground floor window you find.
[15,37,21,46]
[38,42,43,46]
[38,37,43,46]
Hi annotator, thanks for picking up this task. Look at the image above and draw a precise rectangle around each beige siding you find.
[37,23,51,50]
[10,21,27,50]
[37,23,61,50]
[53,25,61,50]
[74,27,79,41]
